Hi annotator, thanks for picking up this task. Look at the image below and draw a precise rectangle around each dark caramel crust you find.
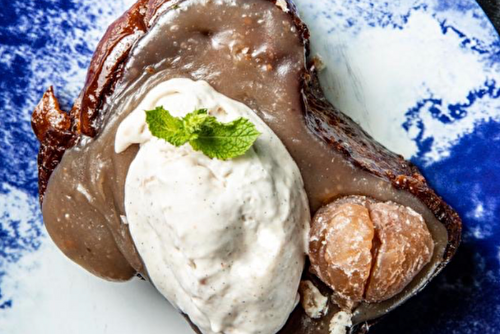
[31,0,461,333]
[71,0,149,136]
[32,87,76,202]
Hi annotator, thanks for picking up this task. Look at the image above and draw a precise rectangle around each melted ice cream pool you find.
[115,78,311,334]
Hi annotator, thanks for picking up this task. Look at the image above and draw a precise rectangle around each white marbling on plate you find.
[298,0,500,164]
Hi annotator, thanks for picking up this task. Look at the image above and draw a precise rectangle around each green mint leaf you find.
[183,109,209,136]
[145,107,261,160]
[145,107,190,146]
[191,117,261,160]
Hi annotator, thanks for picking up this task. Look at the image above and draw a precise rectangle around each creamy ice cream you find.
[115,79,310,334]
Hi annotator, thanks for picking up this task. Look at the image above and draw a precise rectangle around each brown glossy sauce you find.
[42,0,449,330]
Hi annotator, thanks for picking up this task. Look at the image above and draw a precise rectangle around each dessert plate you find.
[0,0,499,333]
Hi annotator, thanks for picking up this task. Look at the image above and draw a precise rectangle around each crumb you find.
[299,280,328,319]
[329,311,352,334]
[276,0,289,13]
[312,54,326,72]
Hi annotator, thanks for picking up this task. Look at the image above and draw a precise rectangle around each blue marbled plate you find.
[1,0,499,333]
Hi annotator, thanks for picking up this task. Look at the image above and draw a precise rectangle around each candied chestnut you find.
[309,196,434,308]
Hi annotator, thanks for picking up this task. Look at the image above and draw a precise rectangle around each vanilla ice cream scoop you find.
[115,78,311,334]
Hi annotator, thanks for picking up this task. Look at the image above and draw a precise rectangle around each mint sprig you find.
[145,107,261,160]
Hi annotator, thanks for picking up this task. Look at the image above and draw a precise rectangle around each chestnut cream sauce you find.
[42,0,449,328]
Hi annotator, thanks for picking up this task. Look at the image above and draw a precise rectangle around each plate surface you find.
[1,0,499,333]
